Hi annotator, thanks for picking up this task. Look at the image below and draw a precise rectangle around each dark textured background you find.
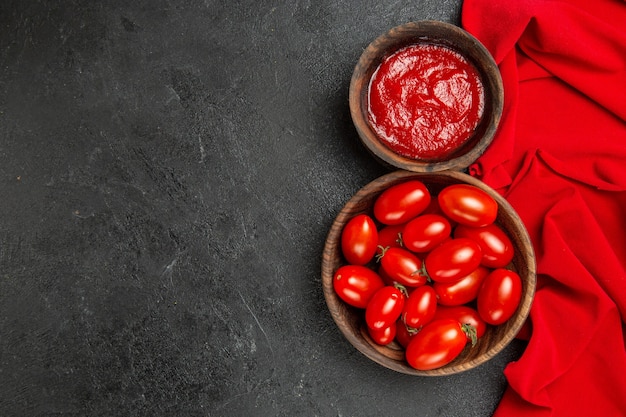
[0,1,525,416]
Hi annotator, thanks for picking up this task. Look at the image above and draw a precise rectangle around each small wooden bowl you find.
[321,170,536,376]
[349,21,504,172]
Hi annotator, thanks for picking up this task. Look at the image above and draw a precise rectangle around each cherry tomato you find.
[477,268,522,325]
[373,180,431,225]
[402,285,437,329]
[378,268,421,290]
[432,266,490,306]
[424,238,482,283]
[341,214,378,265]
[438,184,498,227]
[368,322,397,346]
[454,223,514,268]
[395,319,417,348]
[379,247,428,287]
[333,265,385,309]
[433,305,486,340]
[376,224,405,256]
[377,264,396,286]
[405,319,468,370]
[421,195,447,217]
[402,214,451,253]
[365,286,406,330]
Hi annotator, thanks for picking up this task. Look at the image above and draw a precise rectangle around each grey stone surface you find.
[0,1,525,416]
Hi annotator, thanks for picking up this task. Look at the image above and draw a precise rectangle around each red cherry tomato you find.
[373,180,431,225]
[405,319,468,370]
[365,286,406,330]
[438,184,498,227]
[433,305,486,340]
[368,322,397,346]
[424,238,482,283]
[421,195,447,216]
[376,224,405,256]
[454,223,514,268]
[432,266,490,306]
[402,214,451,253]
[402,285,437,329]
[341,214,378,265]
[396,319,416,349]
[477,268,522,325]
[395,319,417,348]
[379,247,428,287]
[333,265,385,309]
[377,264,396,286]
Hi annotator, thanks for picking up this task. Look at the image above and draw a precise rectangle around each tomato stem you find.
[417,262,432,283]
[375,245,390,262]
[393,282,409,298]
[405,323,420,335]
[461,323,478,347]
[395,232,403,247]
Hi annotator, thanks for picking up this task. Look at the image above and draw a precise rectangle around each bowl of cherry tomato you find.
[321,170,536,375]
[349,20,504,172]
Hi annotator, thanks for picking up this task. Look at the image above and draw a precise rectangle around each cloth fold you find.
[461,0,626,415]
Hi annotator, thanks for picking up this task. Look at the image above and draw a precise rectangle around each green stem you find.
[393,282,409,298]
[461,323,478,347]
[405,323,421,335]
[395,232,403,247]
[375,245,390,263]
[417,261,432,283]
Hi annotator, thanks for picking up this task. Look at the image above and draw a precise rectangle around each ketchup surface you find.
[368,43,485,160]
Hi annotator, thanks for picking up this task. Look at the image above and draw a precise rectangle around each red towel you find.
[461,0,626,415]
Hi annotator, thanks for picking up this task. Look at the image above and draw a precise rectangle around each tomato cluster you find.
[333,180,523,371]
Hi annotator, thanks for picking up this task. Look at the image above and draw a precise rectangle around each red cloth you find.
[461,0,626,415]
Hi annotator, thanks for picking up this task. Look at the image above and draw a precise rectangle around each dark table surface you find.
[0,1,526,416]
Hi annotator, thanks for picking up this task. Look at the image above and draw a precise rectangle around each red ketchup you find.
[368,43,485,160]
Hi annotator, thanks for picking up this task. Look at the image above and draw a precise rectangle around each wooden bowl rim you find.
[349,20,504,173]
[321,170,536,376]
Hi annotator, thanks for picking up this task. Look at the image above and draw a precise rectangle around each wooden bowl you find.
[321,170,536,376]
[349,21,504,172]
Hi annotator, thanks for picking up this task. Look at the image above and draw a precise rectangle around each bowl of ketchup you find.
[349,21,504,172]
